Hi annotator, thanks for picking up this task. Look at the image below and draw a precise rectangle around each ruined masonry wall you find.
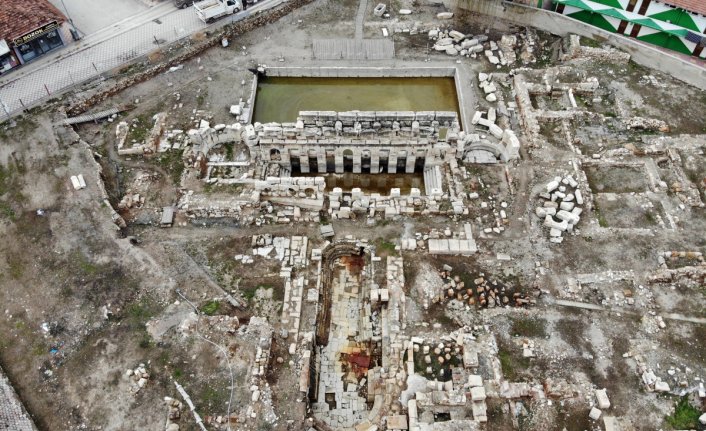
[446,0,706,90]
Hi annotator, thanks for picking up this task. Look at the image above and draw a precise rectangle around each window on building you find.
[16,29,64,62]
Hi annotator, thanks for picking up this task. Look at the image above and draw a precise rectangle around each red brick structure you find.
[662,0,706,17]
[0,0,71,75]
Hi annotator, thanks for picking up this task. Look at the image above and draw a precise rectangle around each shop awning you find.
[554,0,692,37]
[0,40,10,56]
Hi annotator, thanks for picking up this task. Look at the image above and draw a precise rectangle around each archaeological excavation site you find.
[0,0,705,430]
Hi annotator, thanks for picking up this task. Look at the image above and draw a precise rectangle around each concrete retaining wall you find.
[262,66,471,128]
[447,0,706,91]
[264,66,456,77]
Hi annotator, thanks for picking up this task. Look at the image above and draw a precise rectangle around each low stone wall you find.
[447,0,706,91]
[263,66,456,78]
[256,176,326,199]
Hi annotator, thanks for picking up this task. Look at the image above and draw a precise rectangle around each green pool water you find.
[253,76,460,123]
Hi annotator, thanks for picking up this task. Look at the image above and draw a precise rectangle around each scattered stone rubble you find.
[535,173,584,244]
[428,28,519,69]
[125,363,150,394]
[436,265,533,310]
[559,34,631,64]
[117,172,156,210]
[163,397,183,431]
[116,112,168,155]
[465,104,520,163]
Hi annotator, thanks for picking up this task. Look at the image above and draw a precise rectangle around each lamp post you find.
[59,0,80,40]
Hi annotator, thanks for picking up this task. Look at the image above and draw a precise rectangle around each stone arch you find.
[270,148,281,161]
[467,141,508,162]
[304,187,316,198]
[342,148,354,157]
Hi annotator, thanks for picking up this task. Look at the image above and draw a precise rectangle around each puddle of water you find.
[254,76,459,123]
[296,172,425,195]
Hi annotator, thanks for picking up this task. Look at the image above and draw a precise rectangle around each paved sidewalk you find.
[0,0,281,121]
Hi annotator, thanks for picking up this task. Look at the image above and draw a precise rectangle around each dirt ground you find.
[0,0,705,430]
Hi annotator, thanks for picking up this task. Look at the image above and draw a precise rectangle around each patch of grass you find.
[510,317,547,338]
[138,333,153,349]
[203,182,243,194]
[198,385,228,413]
[31,342,46,356]
[664,396,700,430]
[126,114,151,144]
[241,286,258,301]
[593,202,608,228]
[374,237,398,256]
[579,36,602,48]
[157,150,186,185]
[196,89,208,108]
[125,297,159,329]
[6,254,24,279]
[200,300,221,316]
[75,252,98,275]
[497,338,531,382]
[0,201,15,220]
[0,162,27,220]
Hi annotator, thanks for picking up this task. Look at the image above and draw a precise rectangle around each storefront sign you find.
[13,21,59,46]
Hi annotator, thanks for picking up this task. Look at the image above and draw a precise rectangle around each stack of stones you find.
[536,174,583,244]
[478,73,497,102]
[429,29,487,57]
[125,363,150,394]
[163,397,183,431]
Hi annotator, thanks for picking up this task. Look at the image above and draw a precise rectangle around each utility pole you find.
[59,0,81,40]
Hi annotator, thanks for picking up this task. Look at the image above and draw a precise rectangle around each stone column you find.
[281,149,291,171]
[406,151,416,174]
[335,150,344,174]
[370,149,380,174]
[317,150,326,173]
[388,150,398,174]
[424,149,435,170]
[299,152,310,174]
[353,149,362,174]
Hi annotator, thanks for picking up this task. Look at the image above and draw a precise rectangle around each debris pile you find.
[163,397,183,431]
[428,29,518,67]
[436,265,533,309]
[406,337,464,379]
[478,72,498,103]
[117,173,157,210]
[429,29,486,58]
[536,174,584,243]
[624,116,669,133]
[125,363,150,394]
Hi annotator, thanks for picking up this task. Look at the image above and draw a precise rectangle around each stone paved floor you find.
[312,261,369,428]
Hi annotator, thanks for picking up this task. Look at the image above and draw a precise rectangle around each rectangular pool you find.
[253,76,460,123]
